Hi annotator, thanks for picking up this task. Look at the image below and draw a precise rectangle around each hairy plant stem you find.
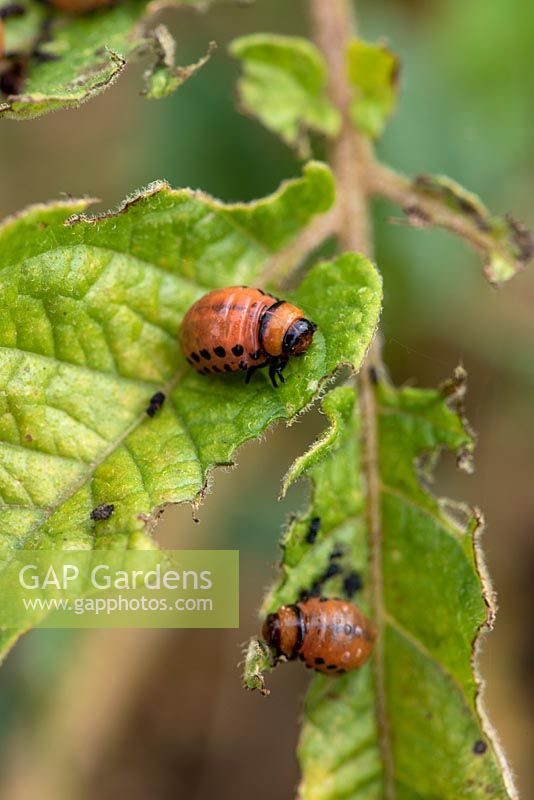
[260,151,524,288]
[309,1,394,797]
[309,0,372,254]
[367,160,503,259]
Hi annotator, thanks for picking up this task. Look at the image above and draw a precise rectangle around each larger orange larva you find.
[180,287,317,387]
[262,598,375,675]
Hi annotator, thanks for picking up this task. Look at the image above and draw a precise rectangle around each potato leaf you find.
[244,374,515,799]
[0,0,212,119]
[346,38,399,139]
[0,161,383,658]
[229,33,341,157]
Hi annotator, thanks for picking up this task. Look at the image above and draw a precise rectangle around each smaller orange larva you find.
[262,597,375,675]
[180,286,317,387]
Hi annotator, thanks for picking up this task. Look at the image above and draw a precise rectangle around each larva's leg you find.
[275,356,288,384]
[245,366,257,385]
[268,362,279,388]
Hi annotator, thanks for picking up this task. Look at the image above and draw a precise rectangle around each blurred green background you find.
[0,0,532,797]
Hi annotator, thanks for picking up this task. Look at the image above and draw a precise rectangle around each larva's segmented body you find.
[179,286,316,387]
[262,598,375,675]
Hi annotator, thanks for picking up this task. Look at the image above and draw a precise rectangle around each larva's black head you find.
[262,612,281,654]
[282,318,317,356]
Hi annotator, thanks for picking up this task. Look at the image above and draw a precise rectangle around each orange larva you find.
[262,598,375,675]
[180,286,317,387]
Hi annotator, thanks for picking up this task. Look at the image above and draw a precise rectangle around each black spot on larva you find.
[191,352,200,363]
[329,544,344,560]
[326,664,337,671]
[186,357,193,365]
[343,571,363,597]
[224,364,233,372]
[214,345,226,357]
[344,623,353,636]
[337,668,346,675]
[315,657,325,665]
[250,350,262,361]
[232,344,244,356]
[305,664,312,669]
[322,563,341,581]
[200,348,211,360]
[306,516,321,544]
[473,740,487,755]
[319,597,329,603]
[146,391,165,418]
[90,503,114,521]
[211,365,221,373]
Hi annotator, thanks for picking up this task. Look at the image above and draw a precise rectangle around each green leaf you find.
[229,33,341,157]
[139,26,216,100]
[0,0,212,119]
[0,162,383,658]
[413,174,533,286]
[347,38,400,139]
[244,373,514,798]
